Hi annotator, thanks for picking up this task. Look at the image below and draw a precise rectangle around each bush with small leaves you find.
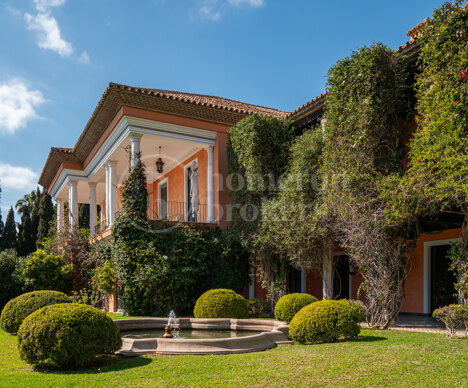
[274,293,318,323]
[289,299,364,344]
[247,298,269,318]
[194,289,249,318]
[17,303,122,368]
[433,304,465,338]
[0,290,72,335]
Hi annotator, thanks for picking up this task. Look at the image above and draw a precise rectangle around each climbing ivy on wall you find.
[321,43,415,328]
[406,1,467,218]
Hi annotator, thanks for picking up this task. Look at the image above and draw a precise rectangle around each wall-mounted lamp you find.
[156,146,165,173]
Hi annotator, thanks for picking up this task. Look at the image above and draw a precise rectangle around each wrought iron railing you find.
[148,200,209,223]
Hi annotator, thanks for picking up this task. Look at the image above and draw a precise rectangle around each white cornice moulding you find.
[49,116,217,198]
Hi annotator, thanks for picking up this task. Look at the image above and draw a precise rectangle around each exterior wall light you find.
[156,146,165,173]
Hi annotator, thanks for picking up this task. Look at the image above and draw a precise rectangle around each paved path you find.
[362,315,467,336]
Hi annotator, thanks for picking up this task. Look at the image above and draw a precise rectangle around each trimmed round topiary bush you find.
[194,289,249,318]
[17,303,122,368]
[289,299,364,344]
[274,293,318,323]
[0,290,72,335]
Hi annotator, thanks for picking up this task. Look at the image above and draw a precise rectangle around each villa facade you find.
[39,22,463,316]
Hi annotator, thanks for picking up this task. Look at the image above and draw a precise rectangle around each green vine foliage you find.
[258,128,328,270]
[227,114,294,246]
[404,1,467,219]
[111,157,248,316]
[322,43,414,328]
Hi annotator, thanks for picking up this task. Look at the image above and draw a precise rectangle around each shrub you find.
[17,303,121,368]
[289,300,364,344]
[193,289,249,318]
[114,223,249,316]
[274,293,318,323]
[0,249,23,311]
[0,290,72,334]
[21,249,72,293]
[247,298,269,318]
[433,304,465,338]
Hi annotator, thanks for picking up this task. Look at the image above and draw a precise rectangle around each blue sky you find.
[0,0,444,217]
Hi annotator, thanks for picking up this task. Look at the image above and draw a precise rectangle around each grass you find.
[0,321,467,387]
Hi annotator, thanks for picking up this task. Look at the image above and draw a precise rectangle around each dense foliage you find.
[227,114,294,303]
[17,303,121,368]
[21,249,72,293]
[274,293,318,323]
[289,300,364,344]
[112,158,248,316]
[403,1,467,221]
[246,298,269,318]
[0,250,23,310]
[258,129,327,271]
[0,290,72,334]
[227,114,294,245]
[322,43,415,328]
[193,289,249,319]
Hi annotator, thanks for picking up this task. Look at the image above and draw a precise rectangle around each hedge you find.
[0,291,72,335]
[289,299,364,343]
[17,303,122,368]
[193,289,249,318]
[274,293,318,323]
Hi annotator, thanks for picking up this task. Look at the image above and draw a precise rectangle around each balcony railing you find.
[148,200,209,223]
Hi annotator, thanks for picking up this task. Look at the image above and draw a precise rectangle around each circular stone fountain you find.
[115,318,291,356]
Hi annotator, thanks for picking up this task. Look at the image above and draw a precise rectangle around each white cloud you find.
[197,0,264,20]
[0,163,38,191]
[228,0,264,7]
[78,51,90,65]
[25,12,73,57]
[0,79,45,135]
[33,0,66,12]
[199,0,222,20]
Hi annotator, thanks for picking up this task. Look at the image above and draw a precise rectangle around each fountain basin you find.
[115,318,291,356]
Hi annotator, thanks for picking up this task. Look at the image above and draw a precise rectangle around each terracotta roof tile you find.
[39,83,288,190]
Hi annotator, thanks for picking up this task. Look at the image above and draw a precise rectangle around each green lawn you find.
[1,323,467,387]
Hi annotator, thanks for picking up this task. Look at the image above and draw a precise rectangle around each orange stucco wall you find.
[148,149,209,220]
[249,228,462,314]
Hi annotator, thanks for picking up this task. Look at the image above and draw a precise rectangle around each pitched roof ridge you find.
[108,82,288,115]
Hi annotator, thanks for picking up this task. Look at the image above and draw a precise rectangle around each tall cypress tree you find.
[30,188,41,247]
[2,207,17,251]
[37,192,54,243]
[19,206,35,256]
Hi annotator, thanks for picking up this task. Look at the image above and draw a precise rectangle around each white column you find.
[301,269,307,293]
[207,145,215,223]
[129,133,142,168]
[249,264,255,299]
[105,163,110,226]
[323,255,334,300]
[100,201,105,225]
[89,182,97,237]
[68,180,78,230]
[55,198,63,233]
[107,161,117,227]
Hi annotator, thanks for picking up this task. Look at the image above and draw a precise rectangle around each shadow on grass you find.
[33,355,152,375]
[348,335,387,343]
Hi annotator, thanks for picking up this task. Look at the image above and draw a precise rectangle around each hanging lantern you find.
[156,146,165,173]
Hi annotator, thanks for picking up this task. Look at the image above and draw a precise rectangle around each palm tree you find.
[15,189,40,216]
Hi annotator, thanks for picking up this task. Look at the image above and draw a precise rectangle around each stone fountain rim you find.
[115,317,291,356]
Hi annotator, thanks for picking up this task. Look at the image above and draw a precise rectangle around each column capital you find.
[67,179,77,188]
[106,160,118,168]
[88,181,97,188]
[54,197,61,203]
[129,132,143,141]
